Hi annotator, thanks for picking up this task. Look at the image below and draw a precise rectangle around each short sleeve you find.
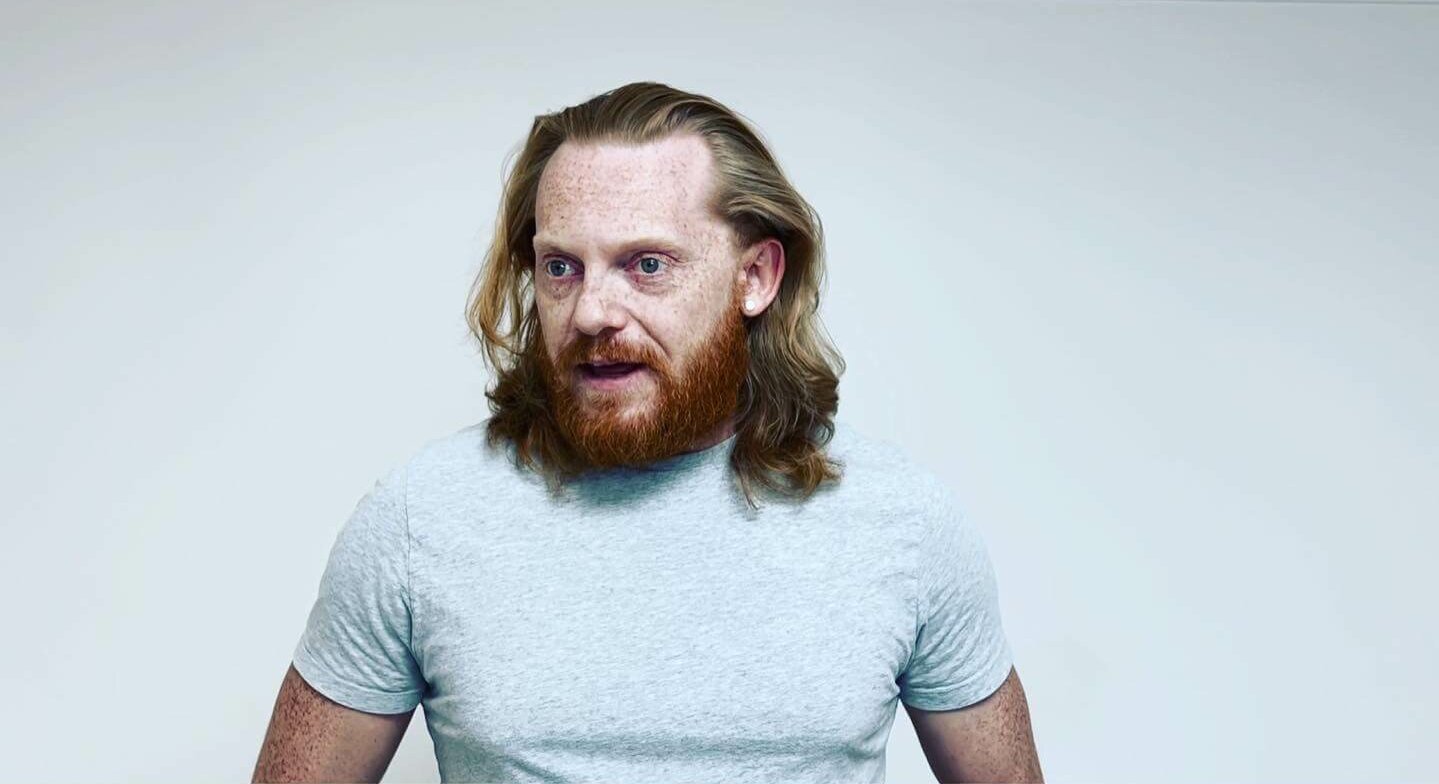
[898,487,1015,711]
[291,464,426,714]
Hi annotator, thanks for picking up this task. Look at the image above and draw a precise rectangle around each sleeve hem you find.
[900,643,1014,712]
[291,638,423,716]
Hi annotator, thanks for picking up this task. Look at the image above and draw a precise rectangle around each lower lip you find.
[577,365,648,391]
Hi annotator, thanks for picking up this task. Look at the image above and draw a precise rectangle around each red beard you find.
[538,285,750,470]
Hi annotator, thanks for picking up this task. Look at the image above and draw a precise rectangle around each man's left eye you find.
[635,255,665,275]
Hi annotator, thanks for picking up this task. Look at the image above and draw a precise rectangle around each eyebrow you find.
[532,234,690,259]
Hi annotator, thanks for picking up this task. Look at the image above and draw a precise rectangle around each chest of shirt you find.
[406,499,919,769]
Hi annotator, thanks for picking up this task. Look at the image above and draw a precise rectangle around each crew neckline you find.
[639,430,738,473]
[572,430,738,480]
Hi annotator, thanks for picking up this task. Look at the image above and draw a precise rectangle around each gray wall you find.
[2,1,1434,781]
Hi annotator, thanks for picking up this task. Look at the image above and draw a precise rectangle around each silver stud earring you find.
[744,299,755,312]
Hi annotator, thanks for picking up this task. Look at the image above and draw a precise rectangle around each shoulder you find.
[404,420,494,467]
[384,417,540,504]
[399,418,513,476]
[827,419,950,493]
[823,419,957,516]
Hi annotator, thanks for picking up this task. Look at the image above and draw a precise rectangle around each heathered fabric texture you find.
[291,418,1014,783]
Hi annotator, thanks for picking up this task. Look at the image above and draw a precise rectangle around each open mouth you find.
[579,362,644,380]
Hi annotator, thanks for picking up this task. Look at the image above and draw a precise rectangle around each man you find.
[254,81,1043,783]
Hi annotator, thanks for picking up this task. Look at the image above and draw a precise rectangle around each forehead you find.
[534,134,723,249]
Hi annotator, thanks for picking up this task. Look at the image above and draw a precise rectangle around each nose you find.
[571,271,628,337]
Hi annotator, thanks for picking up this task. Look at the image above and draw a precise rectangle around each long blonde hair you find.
[465,81,845,509]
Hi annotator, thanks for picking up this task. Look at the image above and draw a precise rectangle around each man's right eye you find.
[545,259,573,277]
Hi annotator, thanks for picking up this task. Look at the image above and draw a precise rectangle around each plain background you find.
[2,1,1434,781]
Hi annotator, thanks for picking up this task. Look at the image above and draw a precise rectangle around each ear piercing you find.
[744,299,755,312]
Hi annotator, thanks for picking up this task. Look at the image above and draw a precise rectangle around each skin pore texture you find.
[531,132,784,470]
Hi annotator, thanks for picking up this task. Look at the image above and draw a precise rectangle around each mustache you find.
[561,338,660,368]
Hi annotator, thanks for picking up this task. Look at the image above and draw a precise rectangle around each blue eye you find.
[636,256,664,275]
[545,259,571,277]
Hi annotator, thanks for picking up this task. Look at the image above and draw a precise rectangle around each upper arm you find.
[256,465,427,781]
[904,665,1043,783]
[252,664,414,783]
[289,464,427,711]
[896,481,1040,781]
[898,482,1014,711]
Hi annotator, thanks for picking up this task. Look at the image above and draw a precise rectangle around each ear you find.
[737,238,785,317]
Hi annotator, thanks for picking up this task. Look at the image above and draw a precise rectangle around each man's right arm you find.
[252,664,414,783]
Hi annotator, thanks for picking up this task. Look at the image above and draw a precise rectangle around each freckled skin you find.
[904,667,1045,783]
[251,665,413,783]
[532,133,783,452]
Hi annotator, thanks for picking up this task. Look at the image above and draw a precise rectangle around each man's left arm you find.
[904,665,1044,783]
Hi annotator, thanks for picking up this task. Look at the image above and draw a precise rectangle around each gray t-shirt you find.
[291,417,1014,783]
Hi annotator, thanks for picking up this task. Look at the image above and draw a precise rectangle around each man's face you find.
[532,133,751,469]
